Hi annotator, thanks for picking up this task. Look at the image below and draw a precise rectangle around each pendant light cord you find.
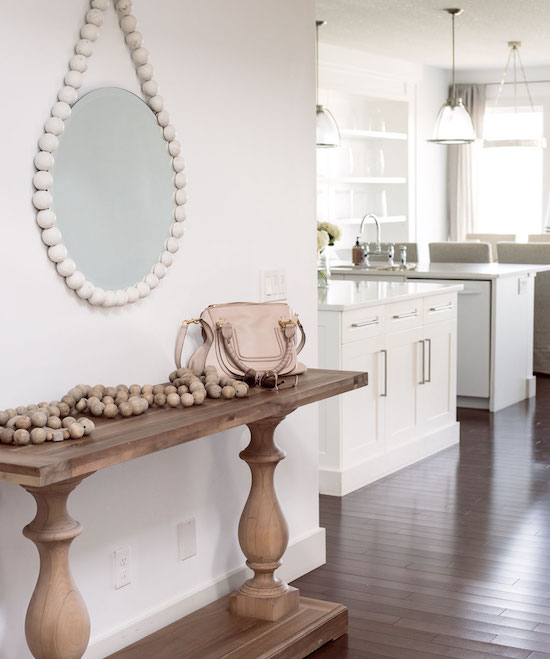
[451,12,456,99]
[315,21,320,107]
[495,43,535,112]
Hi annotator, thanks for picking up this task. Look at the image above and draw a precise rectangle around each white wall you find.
[0,1,319,657]
[319,43,450,258]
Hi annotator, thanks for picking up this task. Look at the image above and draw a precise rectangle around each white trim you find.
[320,423,459,496]
[32,0,187,308]
[83,527,326,658]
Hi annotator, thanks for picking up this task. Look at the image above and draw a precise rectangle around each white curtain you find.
[447,84,486,241]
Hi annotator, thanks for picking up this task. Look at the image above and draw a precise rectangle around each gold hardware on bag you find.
[216,319,227,328]
[278,319,295,328]
[182,318,201,327]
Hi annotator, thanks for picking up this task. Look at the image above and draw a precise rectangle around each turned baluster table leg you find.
[22,476,91,659]
[229,414,300,622]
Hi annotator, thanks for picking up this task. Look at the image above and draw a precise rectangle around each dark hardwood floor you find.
[293,377,550,658]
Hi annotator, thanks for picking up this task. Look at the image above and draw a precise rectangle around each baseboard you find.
[457,395,490,410]
[320,422,460,496]
[527,375,537,399]
[84,527,326,658]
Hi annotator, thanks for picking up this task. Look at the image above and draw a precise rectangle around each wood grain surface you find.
[0,369,367,487]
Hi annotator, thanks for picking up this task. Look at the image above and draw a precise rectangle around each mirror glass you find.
[50,87,175,290]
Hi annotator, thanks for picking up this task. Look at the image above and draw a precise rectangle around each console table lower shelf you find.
[108,595,347,659]
[0,368,367,659]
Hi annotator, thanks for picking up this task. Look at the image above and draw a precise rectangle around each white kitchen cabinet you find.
[318,281,460,496]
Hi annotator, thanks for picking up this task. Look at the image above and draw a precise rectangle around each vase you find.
[318,247,331,287]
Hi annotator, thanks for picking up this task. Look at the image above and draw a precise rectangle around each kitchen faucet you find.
[358,213,394,266]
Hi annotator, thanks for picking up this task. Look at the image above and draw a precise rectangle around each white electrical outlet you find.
[261,270,287,302]
[114,547,131,589]
[177,518,197,561]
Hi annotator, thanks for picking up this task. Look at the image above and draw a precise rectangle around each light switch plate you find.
[178,518,197,561]
[261,270,287,302]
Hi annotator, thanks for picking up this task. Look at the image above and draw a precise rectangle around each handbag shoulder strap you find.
[175,319,201,369]
[296,319,306,354]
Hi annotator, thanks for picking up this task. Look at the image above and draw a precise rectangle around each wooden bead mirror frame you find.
[31,0,186,308]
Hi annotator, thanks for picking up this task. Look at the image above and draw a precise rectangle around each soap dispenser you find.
[352,237,364,266]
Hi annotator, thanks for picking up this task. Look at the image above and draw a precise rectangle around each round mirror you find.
[50,88,175,292]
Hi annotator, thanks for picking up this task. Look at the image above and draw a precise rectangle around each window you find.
[478,106,544,240]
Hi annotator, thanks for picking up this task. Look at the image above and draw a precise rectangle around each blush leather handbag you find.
[175,302,306,384]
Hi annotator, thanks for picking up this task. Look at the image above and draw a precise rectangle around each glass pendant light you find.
[316,20,340,148]
[483,42,547,149]
[429,8,475,144]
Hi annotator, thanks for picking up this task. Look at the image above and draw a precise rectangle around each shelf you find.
[335,216,407,225]
[318,177,407,185]
[341,129,407,141]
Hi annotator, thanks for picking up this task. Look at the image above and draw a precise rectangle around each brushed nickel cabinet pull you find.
[380,349,388,397]
[419,340,425,384]
[425,338,432,382]
[392,310,418,320]
[429,303,452,312]
[351,317,379,328]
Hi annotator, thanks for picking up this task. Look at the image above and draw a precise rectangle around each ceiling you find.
[315,0,550,70]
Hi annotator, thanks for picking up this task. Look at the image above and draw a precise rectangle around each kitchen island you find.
[331,262,550,412]
[318,280,461,495]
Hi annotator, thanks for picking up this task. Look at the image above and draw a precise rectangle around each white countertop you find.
[331,262,550,280]
[318,280,463,311]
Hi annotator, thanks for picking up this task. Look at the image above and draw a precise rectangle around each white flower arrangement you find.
[317,221,341,246]
[317,229,329,253]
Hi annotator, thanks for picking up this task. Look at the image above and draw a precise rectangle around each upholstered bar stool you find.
[466,233,516,261]
[429,241,492,263]
[528,234,550,243]
[497,241,550,374]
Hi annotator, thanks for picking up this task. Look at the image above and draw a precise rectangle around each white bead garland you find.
[33,0,186,308]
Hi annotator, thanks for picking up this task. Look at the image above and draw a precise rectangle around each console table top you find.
[0,368,367,487]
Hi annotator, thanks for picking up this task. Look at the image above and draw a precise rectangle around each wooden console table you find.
[0,368,367,659]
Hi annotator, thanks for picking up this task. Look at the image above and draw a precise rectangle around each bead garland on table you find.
[0,367,248,447]
[32,0,187,308]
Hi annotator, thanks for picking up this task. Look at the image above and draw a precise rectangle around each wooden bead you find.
[58,402,71,417]
[222,386,236,400]
[91,0,109,9]
[125,31,143,49]
[33,170,53,190]
[52,101,71,120]
[168,140,181,157]
[57,258,76,277]
[31,428,48,445]
[42,227,61,246]
[104,403,118,418]
[0,411,8,425]
[189,381,205,394]
[62,417,76,428]
[165,385,177,395]
[5,409,16,419]
[35,151,54,171]
[116,0,133,15]
[153,262,166,279]
[30,411,48,427]
[37,209,56,229]
[173,156,185,172]
[16,405,26,415]
[176,189,187,206]
[69,387,83,401]
[102,396,114,405]
[90,403,105,417]
[171,223,184,239]
[38,133,58,152]
[65,70,83,89]
[120,15,137,33]
[167,393,180,407]
[177,385,189,395]
[13,429,30,445]
[168,371,178,383]
[163,124,176,141]
[80,418,95,435]
[75,39,94,57]
[58,86,78,105]
[142,80,158,97]
[180,393,194,407]
[192,391,205,405]
[75,398,87,412]
[137,63,153,81]
[145,273,159,289]
[154,393,166,407]
[130,398,143,415]
[6,417,17,429]
[103,387,116,398]
[175,172,187,189]
[62,394,76,408]
[205,384,222,399]
[142,392,154,405]
[129,384,141,395]
[166,237,179,253]
[235,384,248,398]
[48,406,60,417]
[149,95,164,112]
[132,47,149,66]
[47,416,62,429]
[26,404,39,412]
[89,287,105,306]
[219,376,232,387]
[137,281,150,298]
[139,398,149,411]
[115,393,128,406]
[15,416,32,430]
[126,286,139,303]
[86,8,104,26]
[81,23,99,41]
[69,423,85,439]
[0,428,14,444]
[66,271,85,290]
[69,54,88,73]
[63,430,70,440]
[152,384,165,395]
[48,244,68,263]
[141,384,153,394]
[46,431,54,441]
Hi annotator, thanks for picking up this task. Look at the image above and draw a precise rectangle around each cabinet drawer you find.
[341,306,385,343]
[423,292,457,325]
[385,299,422,333]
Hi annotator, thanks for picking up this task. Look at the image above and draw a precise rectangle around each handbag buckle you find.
[278,318,295,328]
[182,318,201,327]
